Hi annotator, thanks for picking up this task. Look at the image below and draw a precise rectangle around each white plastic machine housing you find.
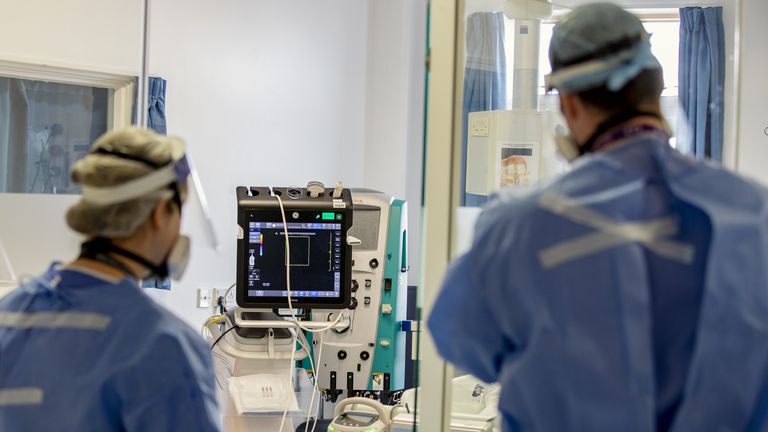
[466,109,544,196]
[315,190,407,394]
[465,0,564,198]
[208,188,407,430]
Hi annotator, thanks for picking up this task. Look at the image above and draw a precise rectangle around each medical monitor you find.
[236,186,353,309]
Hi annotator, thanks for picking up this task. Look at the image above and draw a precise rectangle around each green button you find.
[322,212,335,220]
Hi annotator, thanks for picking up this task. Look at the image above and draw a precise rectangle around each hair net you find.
[66,127,186,238]
[545,3,662,93]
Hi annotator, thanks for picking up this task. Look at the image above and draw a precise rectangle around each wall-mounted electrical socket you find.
[470,117,489,137]
[197,288,211,308]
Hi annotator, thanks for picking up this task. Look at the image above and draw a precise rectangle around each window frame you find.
[0,58,135,132]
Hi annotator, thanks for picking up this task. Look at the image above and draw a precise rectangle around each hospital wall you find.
[0,0,141,74]
[363,0,427,290]
[0,0,141,283]
[734,0,768,183]
[0,0,426,328]
[145,0,426,327]
[145,0,370,325]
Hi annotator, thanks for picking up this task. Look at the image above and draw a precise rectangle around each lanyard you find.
[592,124,669,153]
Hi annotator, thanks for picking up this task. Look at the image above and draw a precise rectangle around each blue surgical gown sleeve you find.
[113,331,220,431]
[427,249,515,384]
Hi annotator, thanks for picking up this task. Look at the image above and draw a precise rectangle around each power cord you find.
[274,190,347,431]
[278,330,299,432]
[210,326,237,351]
[275,193,345,333]
[304,331,325,432]
[295,334,322,432]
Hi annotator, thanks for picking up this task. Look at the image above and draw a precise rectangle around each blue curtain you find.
[678,7,725,161]
[142,76,171,290]
[147,77,168,135]
[462,12,507,207]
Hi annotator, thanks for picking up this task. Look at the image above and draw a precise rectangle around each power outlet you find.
[470,117,489,137]
[197,288,211,308]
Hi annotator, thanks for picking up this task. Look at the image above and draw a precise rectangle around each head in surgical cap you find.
[66,128,187,238]
[546,3,662,93]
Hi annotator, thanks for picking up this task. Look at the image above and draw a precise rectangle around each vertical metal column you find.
[512,18,541,110]
[137,0,151,127]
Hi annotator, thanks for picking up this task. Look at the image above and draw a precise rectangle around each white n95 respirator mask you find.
[554,125,581,162]
[166,235,191,281]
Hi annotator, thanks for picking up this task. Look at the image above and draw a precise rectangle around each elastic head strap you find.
[80,238,169,280]
[91,148,165,168]
[79,153,189,207]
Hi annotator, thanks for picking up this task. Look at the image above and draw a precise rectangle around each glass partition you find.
[415,0,743,430]
[0,77,111,194]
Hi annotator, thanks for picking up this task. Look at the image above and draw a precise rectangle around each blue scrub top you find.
[429,135,768,431]
[0,264,220,431]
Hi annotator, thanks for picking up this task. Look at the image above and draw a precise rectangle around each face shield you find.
[78,137,219,282]
[80,141,190,208]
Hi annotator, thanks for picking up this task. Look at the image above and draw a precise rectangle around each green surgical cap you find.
[546,3,662,93]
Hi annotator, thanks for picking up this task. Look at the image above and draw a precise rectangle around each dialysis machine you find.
[205,183,409,431]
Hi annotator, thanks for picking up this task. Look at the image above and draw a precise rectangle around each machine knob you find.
[369,259,379,269]
[338,350,347,360]
[348,297,358,310]
[351,280,359,292]
[287,188,302,199]
[360,351,370,361]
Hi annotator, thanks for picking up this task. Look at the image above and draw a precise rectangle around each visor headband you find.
[81,154,190,206]
[545,40,660,93]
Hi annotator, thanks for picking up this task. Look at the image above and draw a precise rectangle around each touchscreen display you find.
[244,211,345,301]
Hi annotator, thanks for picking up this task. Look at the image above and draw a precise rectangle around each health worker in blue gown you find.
[429,4,768,432]
[0,128,220,431]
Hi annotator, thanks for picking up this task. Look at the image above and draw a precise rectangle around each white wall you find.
[364,0,427,285]
[0,0,141,74]
[734,0,768,183]
[146,0,371,326]
[0,194,82,278]
[0,0,141,277]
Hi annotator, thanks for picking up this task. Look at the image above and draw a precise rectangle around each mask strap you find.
[91,148,165,168]
[579,110,663,156]
[80,238,169,279]
[96,146,183,213]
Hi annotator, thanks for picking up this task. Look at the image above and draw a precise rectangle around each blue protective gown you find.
[429,134,768,431]
[0,264,220,431]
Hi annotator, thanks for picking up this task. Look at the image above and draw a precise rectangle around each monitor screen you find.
[238,208,351,308]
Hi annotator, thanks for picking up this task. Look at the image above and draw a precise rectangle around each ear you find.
[559,92,583,122]
[149,198,169,230]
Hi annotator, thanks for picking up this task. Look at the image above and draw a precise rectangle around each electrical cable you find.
[294,334,322,432]
[210,325,237,350]
[278,330,300,432]
[275,194,345,333]
[306,331,325,432]
[295,339,316,385]
[295,334,323,431]
[201,314,225,336]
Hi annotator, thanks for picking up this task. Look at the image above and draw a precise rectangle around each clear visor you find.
[79,147,220,251]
